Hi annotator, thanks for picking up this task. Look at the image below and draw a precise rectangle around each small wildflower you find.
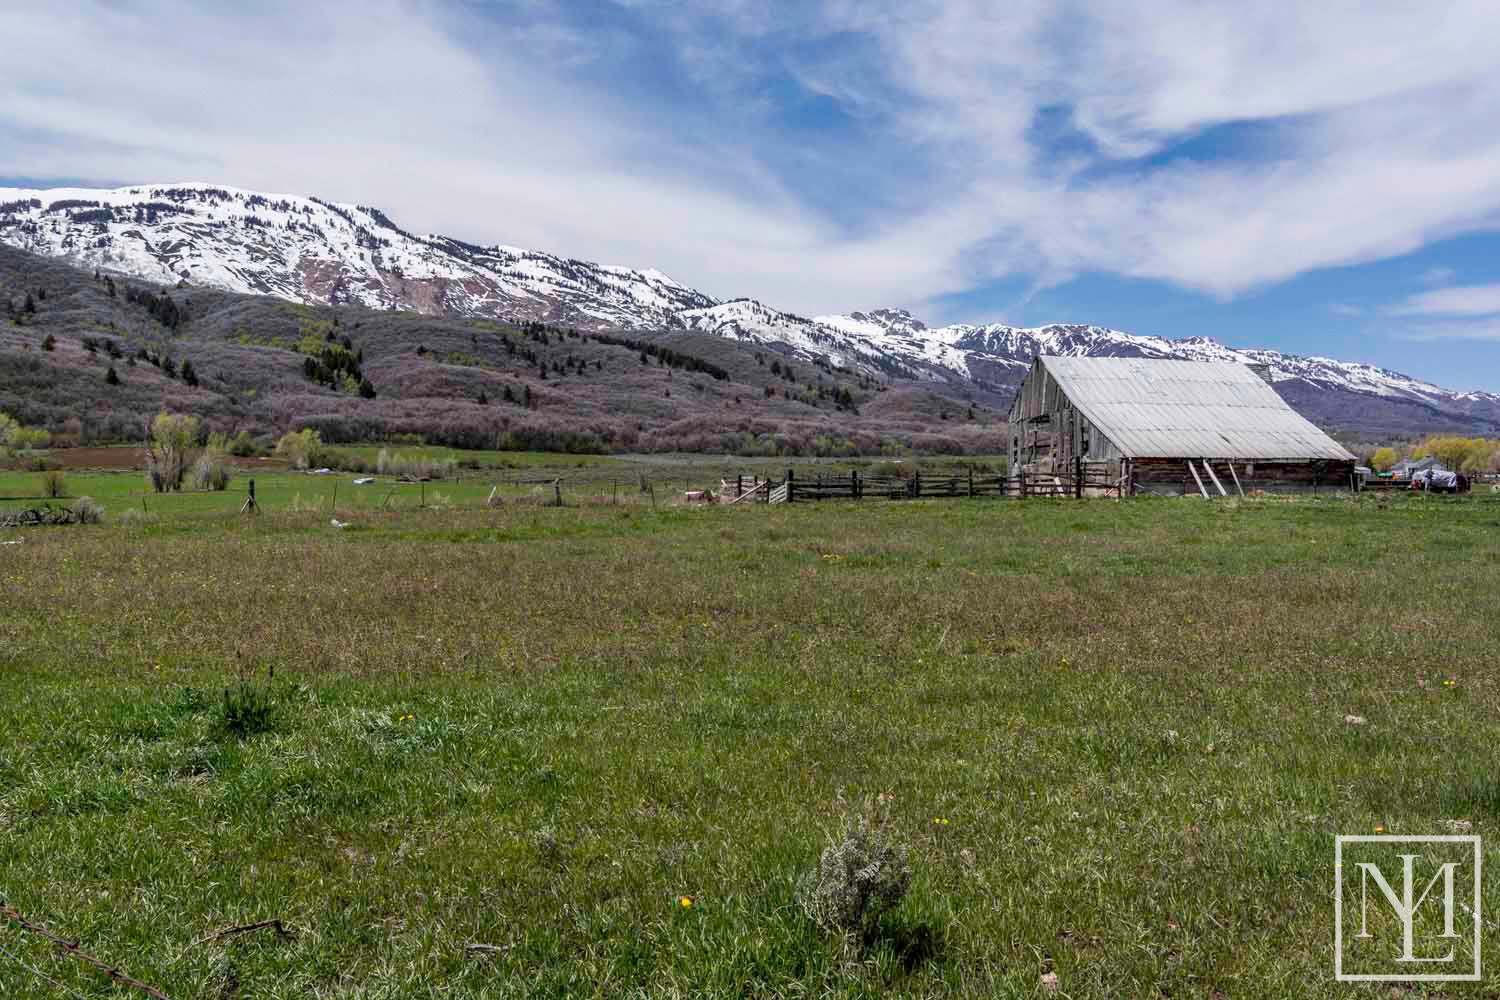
[1374,824,1386,833]
[932,817,950,827]
[678,896,693,909]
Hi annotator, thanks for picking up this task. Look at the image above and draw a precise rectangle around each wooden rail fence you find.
[733,462,1122,504]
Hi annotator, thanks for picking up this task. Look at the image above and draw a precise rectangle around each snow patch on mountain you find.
[0,183,710,329]
[3,182,1497,422]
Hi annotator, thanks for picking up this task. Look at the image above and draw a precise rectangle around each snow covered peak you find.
[2,181,1496,424]
[0,182,710,328]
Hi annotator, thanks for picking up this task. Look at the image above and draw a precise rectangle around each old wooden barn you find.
[1007,356,1359,495]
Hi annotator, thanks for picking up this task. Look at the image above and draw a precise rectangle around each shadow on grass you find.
[864,914,950,975]
[1441,776,1500,817]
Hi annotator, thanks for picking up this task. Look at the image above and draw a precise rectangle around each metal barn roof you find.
[1036,356,1357,461]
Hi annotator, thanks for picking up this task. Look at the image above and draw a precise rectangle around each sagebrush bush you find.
[797,796,912,939]
[189,453,233,491]
[41,468,66,498]
[72,496,103,524]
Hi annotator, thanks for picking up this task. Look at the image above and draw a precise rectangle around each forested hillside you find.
[0,246,1005,455]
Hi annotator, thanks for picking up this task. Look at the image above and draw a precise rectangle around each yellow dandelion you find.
[678,896,693,908]
[1375,824,1386,833]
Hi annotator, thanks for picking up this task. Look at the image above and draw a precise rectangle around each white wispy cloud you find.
[5,0,1500,317]
[1394,319,1500,342]
[1387,283,1500,317]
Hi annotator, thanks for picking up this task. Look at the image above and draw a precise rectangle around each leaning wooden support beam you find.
[1186,461,1210,498]
[1201,461,1228,496]
[728,480,768,505]
[1226,462,1245,497]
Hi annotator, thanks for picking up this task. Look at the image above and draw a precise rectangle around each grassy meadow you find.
[2,476,1500,998]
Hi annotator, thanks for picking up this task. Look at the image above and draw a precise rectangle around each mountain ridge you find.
[3,182,1497,435]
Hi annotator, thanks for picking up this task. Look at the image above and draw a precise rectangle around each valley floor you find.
[1,490,1498,997]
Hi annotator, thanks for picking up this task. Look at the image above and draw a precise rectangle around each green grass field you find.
[0,451,1008,518]
[2,485,1499,997]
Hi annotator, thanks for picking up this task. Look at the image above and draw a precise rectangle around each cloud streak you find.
[1388,283,1500,317]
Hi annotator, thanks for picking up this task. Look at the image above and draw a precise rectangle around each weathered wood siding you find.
[1008,359,1359,494]
[1008,361,1123,476]
[1132,458,1359,495]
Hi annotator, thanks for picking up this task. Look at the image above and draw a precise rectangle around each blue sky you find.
[4,1,1500,390]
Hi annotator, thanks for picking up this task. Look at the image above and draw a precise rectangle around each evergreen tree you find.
[477,390,488,405]
[104,366,120,385]
[503,385,516,404]
[181,359,198,386]
[358,378,376,399]
[523,385,534,408]
[23,292,36,314]
[41,334,55,351]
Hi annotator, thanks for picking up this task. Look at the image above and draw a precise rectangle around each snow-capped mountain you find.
[3,182,1497,430]
[0,184,711,329]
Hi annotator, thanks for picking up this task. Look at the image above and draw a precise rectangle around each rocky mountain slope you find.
[3,182,1497,435]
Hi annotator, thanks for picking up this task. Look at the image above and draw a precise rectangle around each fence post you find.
[1075,456,1083,499]
[786,469,794,503]
[852,469,861,500]
[968,467,974,497]
[912,471,921,498]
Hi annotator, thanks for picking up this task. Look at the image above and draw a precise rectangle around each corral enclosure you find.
[1009,356,1360,495]
[2,485,1499,998]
